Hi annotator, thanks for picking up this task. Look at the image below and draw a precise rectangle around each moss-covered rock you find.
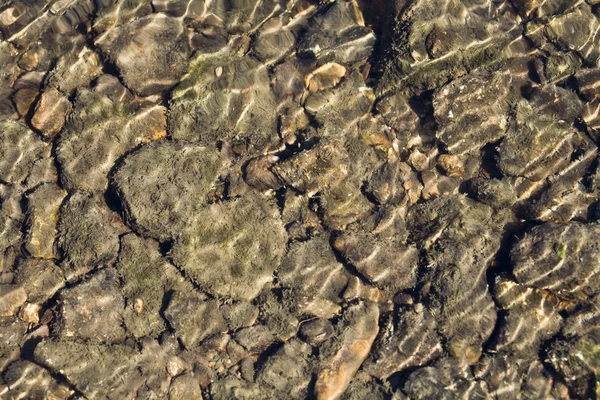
[171,194,286,300]
[112,140,223,241]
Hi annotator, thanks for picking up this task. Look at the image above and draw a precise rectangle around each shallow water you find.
[0,0,600,399]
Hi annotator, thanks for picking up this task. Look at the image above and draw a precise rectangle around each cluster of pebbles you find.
[2,0,600,399]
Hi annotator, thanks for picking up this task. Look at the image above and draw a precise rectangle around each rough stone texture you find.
[403,358,490,399]
[4,1,600,399]
[57,86,168,192]
[298,1,375,65]
[407,195,502,362]
[96,13,190,96]
[0,121,49,184]
[171,195,287,301]
[164,291,225,348]
[548,294,600,398]
[15,258,64,304]
[57,268,126,343]
[273,140,349,195]
[256,339,313,398]
[380,0,521,94]
[57,193,120,279]
[315,301,379,400]
[491,278,563,359]
[498,99,576,181]
[117,233,193,338]
[2,360,73,400]
[169,52,279,152]
[24,183,66,259]
[45,46,102,96]
[112,140,223,241]
[278,235,349,319]
[0,184,25,256]
[305,71,375,138]
[30,88,71,138]
[334,231,419,296]
[364,304,442,380]
[433,71,512,155]
[511,222,600,295]
[34,340,142,400]
[0,284,27,317]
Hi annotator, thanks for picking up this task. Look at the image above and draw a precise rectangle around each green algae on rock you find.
[57,192,121,280]
[117,233,194,339]
[112,140,224,241]
[170,194,287,300]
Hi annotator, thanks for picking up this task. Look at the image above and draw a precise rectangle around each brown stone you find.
[31,88,72,138]
[18,49,40,71]
[136,105,168,144]
[305,63,347,92]
[25,183,67,259]
[14,88,38,117]
[0,284,27,317]
[315,302,379,400]
[437,154,465,177]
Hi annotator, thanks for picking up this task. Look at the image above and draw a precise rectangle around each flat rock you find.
[30,88,72,138]
[298,1,375,65]
[304,71,375,138]
[340,372,392,400]
[57,193,120,279]
[0,184,25,255]
[96,14,190,96]
[498,99,575,182]
[0,121,49,184]
[365,161,408,205]
[547,294,600,398]
[433,71,512,155]
[164,291,225,348]
[364,304,443,380]
[15,258,64,304]
[320,178,374,231]
[0,284,27,317]
[117,234,194,338]
[24,183,67,259]
[2,360,72,400]
[380,0,520,93]
[0,318,26,357]
[468,178,518,210]
[407,195,502,361]
[575,67,600,101]
[169,52,278,152]
[112,140,223,241]
[170,195,287,300]
[299,318,335,347]
[542,3,600,66]
[333,232,419,296]
[57,87,168,192]
[403,358,490,399]
[511,221,600,295]
[254,7,311,65]
[169,373,203,400]
[512,0,576,18]
[273,141,349,196]
[491,278,562,359]
[256,339,313,398]
[45,46,102,96]
[278,235,349,318]
[13,88,38,117]
[315,302,379,400]
[58,268,126,343]
[34,340,143,400]
[474,356,555,400]
[525,177,598,223]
